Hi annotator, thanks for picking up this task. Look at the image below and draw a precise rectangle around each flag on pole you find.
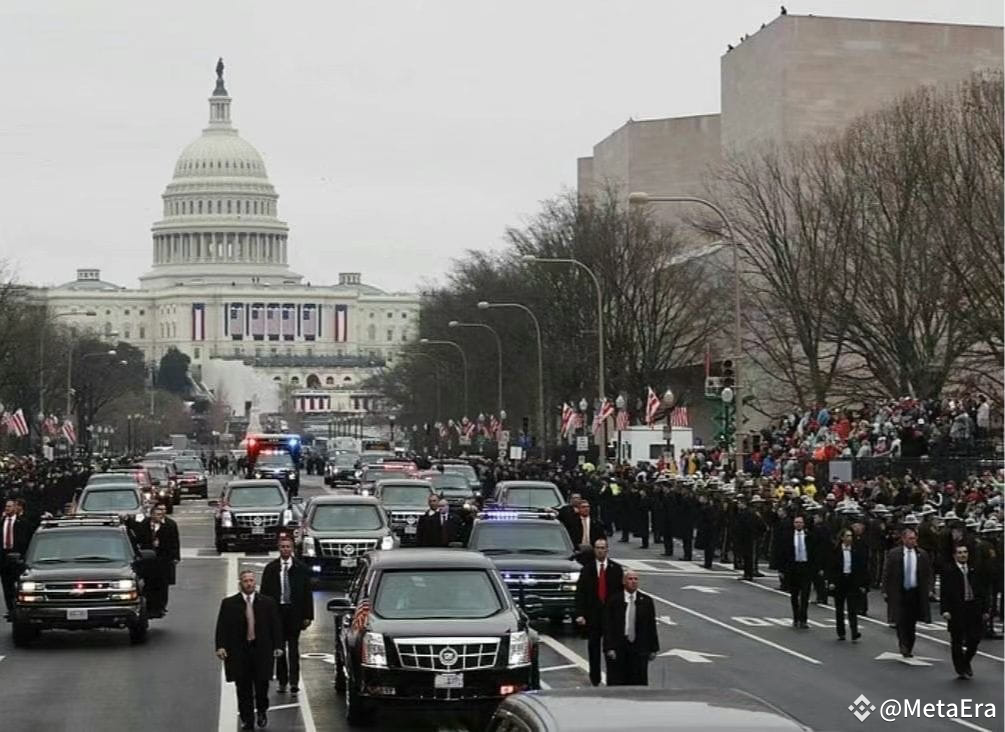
[62,419,77,444]
[645,387,661,425]
[669,407,690,428]
[592,399,614,436]
[8,409,29,437]
[560,403,574,437]
[615,409,630,431]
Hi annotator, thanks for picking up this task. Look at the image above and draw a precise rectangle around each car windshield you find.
[27,530,133,564]
[374,570,502,619]
[380,485,431,507]
[362,451,395,462]
[257,453,294,468]
[227,485,286,507]
[503,487,561,509]
[175,458,202,471]
[471,522,572,554]
[333,454,358,467]
[310,505,383,531]
[442,464,478,482]
[80,490,140,511]
[427,474,470,492]
[142,464,168,480]
[88,474,134,485]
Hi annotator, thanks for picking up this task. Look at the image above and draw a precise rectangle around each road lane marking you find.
[296,673,318,732]
[538,633,604,684]
[643,591,822,665]
[875,651,939,666]
[218,554,239,732]
[948,717,993,732]
[742,579,1005,663]
[681,585,724,594]
[269,703,301,711]
[539,663,579,672]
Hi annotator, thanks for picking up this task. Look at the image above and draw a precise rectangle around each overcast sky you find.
[0,0,1000,293]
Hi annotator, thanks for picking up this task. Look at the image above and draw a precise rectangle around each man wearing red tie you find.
[1,499,34,621]
[575,538,623,686]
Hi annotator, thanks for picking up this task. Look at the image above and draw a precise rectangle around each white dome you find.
[173,129,268,180]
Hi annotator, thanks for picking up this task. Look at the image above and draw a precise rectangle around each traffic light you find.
[721,359,735,388]
[711,399,735,448]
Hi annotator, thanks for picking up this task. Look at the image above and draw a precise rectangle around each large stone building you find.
[579,14,1002,197]
[32,62,420,418]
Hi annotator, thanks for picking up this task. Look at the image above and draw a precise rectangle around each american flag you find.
[669,406,690,428]
[464,421,477,439]
[334,304,349,342]
[615,409,630,431]
[62,419,77,444]
[7,409,29,437]
[592,399,614,436]
[560,403,574,437]
[267,304,280,339]
[302,304,317,340]
[489,415,501,438]
[351,598,371,632]
[43,415,60,436]
[645,387,661,425]
[228,304,244,337]
[191,303,206,341]
[250,304,265,337]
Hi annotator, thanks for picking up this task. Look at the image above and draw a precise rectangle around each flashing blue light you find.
[483,511,519,520]
[289,437,300,446]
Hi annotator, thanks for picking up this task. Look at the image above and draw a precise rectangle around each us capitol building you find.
[31,61,420,419]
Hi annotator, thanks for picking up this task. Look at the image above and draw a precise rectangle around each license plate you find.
[434,673,463,689]
[404,526,417,535]
[341,558,357,568]
[67,608,88,621]
[251,526,265,535]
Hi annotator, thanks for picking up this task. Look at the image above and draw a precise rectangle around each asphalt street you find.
[0,474,1001,732]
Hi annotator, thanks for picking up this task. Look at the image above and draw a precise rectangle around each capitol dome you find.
[140,59,302,289]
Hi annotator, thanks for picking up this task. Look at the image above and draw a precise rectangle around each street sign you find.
[459,436,471,446]
[509,446,524,461]
[662,426,672,439]
[499,430,510,443]
[576,436,589,452]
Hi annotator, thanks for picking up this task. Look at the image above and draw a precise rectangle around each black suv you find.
[328,549,539,727]
[325,453,361,488]
[250,451,301,497]
[214,479,297,552]
[297,495,397,585]
[467,513,580,624]
[488,481,566,516]
[10,516,159,646]
[75,482,148,521]
[375,479,435,546]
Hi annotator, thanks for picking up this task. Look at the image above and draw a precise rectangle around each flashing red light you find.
[499,685,516,695]
[247,438,257,448]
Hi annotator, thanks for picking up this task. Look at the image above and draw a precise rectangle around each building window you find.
[369,312,375,319]
[401,313,407,319]
[234,347,241,356]
[291,376,300,385]
[193,347,201,359]
[227,200,232,214]
[124,329,131,340]
[271,347,278,355]
[124,309,130,315]
[386,329,393,342]
[387,312,393,319]
[198,201,203,214]
[401,331,408,342]
[343,376,352,383]
[273,376,281,382]
[139,309,145,316]
[325,376,334,386]
[367,324,376,341]
[139,326,145,339]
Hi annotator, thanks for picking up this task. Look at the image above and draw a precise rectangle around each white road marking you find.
[538,663,579,672]
[658,648,727,663]
[874,651,939,667]
[538,633,603,684]
[657,615,677,626]
[218,554,239,732]
[268,703,301,711]
[743,579,1005,663]
[948,717,993,732]
[296,670,318,732]
[644,590,822,665]
[681,585,724,594]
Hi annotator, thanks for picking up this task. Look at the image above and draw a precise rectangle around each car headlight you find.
[254,471,263,479]
[360,489,371,497]
[508,630,531,667]
[560,571,581,583]
[282,509,293,525]
[463,501,472,511]
[354,470,363,479]
[19,581,38,592]
[221,510,233,528]
[380,535,394,550]
[303,536,316,557]
[362,631,388,668]
[117,579,137,590]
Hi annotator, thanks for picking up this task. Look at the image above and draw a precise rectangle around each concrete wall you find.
[722,15,1004,151]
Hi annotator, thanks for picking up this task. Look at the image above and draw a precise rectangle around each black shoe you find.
[257,712,267,728]
[837,635,846,641]
[290,686,299,694]
[753,572,766,578]
[852,632,861,642]
[957,672,969,680]
[966,664,973,678]
[792,620,799,628]
[799,622,810,629]
[241,722,254,731]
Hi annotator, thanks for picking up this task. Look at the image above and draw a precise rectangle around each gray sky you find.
[1,0,1000,293]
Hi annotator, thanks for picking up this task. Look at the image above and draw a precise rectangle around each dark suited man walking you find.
[1,498,34,620]
[940,544,988,679]
[780,515,819,628]
[134,503,180,617]
[417,499,462,547]
[603,570,659,685]
[574,537,623,686]
[216,569,283,730]
[883,528,932,658]
[261,536,314,694]
[572,500,606,555]
[828,528,868,641]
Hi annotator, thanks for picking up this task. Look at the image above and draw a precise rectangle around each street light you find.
[521,254,605,408]
[67,349,117,415]
[446,321,503,417]
[477,301,544,451]
[38,310,97,429]
[419,338,468,417]
[629,191,744,473]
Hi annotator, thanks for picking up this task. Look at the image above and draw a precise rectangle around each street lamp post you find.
[400,350,443,422]
[445,321,503,417]
[419,338,468,417]
[37,311,97,444]
[389,414,396,445]
[477,301,544,452]
[522,255,605,406]
[629,192,744,473]
[69,349,117,416]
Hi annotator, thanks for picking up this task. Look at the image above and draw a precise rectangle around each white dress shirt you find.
[842,547,852,575]
[624,591,637,642]
[903,548,917,590]
[794,530,807,563]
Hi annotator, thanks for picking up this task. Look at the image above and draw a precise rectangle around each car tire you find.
[530,653,541,690]
[129,616,149,644]
[215,537,227,554]
[12,622,38,647]
[345,680,373,726]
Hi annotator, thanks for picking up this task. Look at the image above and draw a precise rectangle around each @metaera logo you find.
[849,694,877,722]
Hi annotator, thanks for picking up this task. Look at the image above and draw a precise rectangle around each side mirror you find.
[327,594,353,612]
